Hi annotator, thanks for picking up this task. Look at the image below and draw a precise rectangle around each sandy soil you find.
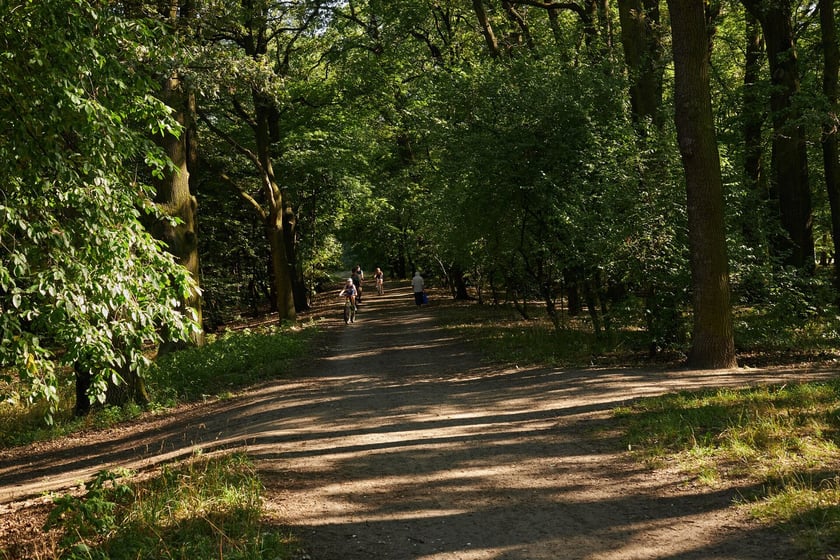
[1,283,835,559]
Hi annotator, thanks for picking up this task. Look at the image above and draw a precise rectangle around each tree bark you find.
[742,12,768,249]
[153,73,205,350]
[820,0,840,302]
[472,0,502,58]
[667,0,736,369]
[617,0,672,351]
[254,96,296,321]
[617,0,664,126]
[741,0,814,270]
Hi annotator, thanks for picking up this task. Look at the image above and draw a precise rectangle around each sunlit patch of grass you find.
[44,453,301,560]
[0,386,145,449]
[745,475,840,559]
[615,381,840,557]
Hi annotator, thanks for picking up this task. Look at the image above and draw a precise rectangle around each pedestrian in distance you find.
[412,271,425,306]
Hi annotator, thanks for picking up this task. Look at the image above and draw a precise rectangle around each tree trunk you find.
[564,269,583,316]
[73,363,92,416]
[451,265,471,300]
[742,12,769,249]
[597,0,613,50]
[741,0,814,270]
[820,0,840,302]
[617,0,667,353]
[667,0,736,369]
[153,73,205,352]
[254,96,296,321]
[266,212,295,321]
[105,361,150,408]
[284,202,310,311]
[617,0,664,127]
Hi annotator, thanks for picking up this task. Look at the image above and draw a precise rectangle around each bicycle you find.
[375,276,383,295]
[343,296,357,324]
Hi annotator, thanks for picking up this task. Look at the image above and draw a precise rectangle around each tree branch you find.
[508,0,585,18]
[196,109,263,174]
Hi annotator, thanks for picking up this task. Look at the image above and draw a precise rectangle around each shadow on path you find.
[1,284,831,559]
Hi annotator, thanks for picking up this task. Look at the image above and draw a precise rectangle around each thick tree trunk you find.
[450,265,471,300]
[153,73,205,352]
[741,0,814,270]
[73,363,92,416]
[820,0,840,302]
[267,214,295,321]
[283,202,310,311]
[105,361,150,408]
[668,0,736,369]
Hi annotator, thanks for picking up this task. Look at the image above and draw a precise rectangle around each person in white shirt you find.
[411,271,425,306]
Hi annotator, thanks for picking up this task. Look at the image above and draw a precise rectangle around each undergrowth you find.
[0,321,319,560]
[614,382,840,558]
[37,453,300,560]
[0,322,319,449]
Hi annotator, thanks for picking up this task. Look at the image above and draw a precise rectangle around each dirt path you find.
[1,284,833,558]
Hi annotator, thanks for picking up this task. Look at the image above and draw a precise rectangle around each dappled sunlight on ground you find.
[1,282,829,558]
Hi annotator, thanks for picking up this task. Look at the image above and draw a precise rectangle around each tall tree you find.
[741,0,814,270]
[820,0,840,300]
[742,11,769,249]
[667,0,737,369]
[149,1,205,350]
[195,1,330,321]
[618,0,665,127]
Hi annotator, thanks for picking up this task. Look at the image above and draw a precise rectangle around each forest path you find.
[250,286,820,560]
[0,283,832,558]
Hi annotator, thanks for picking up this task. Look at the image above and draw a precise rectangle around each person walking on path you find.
[411,271,425,306]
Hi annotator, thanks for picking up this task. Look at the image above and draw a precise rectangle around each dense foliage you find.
[4,1,840,416]
[0,1,196,420]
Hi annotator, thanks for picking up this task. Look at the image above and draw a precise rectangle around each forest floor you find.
[1,282,838,559]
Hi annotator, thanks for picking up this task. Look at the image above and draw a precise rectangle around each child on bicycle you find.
[339,278,358,322]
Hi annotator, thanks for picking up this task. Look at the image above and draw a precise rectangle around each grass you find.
[614,382,840,558]
[147,322,320,407]
[434,301,649,368]
[37,453,301,560]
